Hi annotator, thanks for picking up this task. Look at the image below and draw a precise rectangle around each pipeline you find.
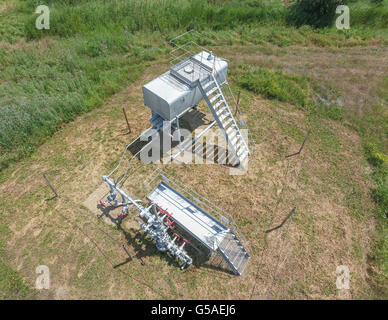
[101,176,192,269]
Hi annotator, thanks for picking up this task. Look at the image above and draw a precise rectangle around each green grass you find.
[352,6,388,29]
[360,87,388,295]
[21,0,287,39]
[0,263,36,299]
[0,212,36,299]
[0,31,165,168]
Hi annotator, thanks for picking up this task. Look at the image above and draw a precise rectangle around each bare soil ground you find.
[0,44,384,299]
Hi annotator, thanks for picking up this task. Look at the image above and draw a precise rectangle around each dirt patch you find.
[0,1,15,14]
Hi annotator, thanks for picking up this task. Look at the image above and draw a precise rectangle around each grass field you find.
[0,0,387,299]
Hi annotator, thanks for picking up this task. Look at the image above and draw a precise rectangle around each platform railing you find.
[222,82,256,154]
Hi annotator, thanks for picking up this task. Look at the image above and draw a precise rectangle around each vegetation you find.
[0,215,36,299]
[288,0,346,28]
[0,263,36,299]
[237,66,309,107]
[1,0,388,169]
[0,0,387,299]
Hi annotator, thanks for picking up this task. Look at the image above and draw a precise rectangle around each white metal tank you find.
[142,51,228,121]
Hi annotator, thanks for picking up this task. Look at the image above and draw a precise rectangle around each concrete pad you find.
[82,183,121,226]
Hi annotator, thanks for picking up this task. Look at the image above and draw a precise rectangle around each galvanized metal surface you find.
[147,181,228,251]
[198,74,250,165]
[142,51,228,121]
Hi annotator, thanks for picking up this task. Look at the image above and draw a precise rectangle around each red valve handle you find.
[165,208,171,217]
[99,200,106,208]
[167,218,175,229]
[166,217,173,224]
[157,206,171,217]
[173,233,180,239]
[182,238,190,244]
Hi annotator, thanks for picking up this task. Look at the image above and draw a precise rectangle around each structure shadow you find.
[198,261,235,277]
[191,143,239,168]
[97,203,123,226]
[117,223,186,269]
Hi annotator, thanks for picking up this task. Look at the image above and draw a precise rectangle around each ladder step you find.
[229,130,238,141]
[235,140,243,152]
[237,145,246,156]
[203,81,215,91]
[219,113,229,123]
[226,126,238,137]
[210,94,222,104]
[206,86,218,96]
[234,254,247,272]
[226,126,236,136]
[222,118,233,129]
[222,239,234,253]
[230,135,240,146]
[216,107,227,117]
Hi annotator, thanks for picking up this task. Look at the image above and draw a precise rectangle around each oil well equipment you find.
[99,32,252,275]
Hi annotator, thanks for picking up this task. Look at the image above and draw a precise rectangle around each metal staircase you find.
[216,231,250,275]
[198,74,250,166]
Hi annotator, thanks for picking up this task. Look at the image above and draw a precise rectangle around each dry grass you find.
[0,1,16,14]
[220,44,388,116]
[0,44,384,299]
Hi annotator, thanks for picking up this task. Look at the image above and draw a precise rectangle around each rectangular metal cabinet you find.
[142,51,228,120]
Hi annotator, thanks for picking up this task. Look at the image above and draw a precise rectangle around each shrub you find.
[371,0,384,7]
[288,0,346,28]
[365,142,388,167]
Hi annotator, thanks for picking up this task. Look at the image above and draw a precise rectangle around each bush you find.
[371,0,384,7]
[288,0,346,28]
[365,142,388,167]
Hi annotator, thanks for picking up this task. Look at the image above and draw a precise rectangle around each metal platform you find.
[143,169,251,275]
[170,52,213,87]
[147,181,228,251]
